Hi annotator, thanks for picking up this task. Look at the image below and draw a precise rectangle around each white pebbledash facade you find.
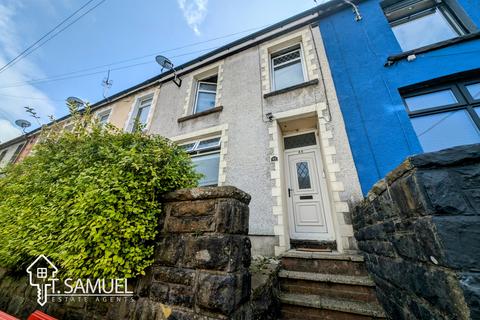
[0,7,363,257]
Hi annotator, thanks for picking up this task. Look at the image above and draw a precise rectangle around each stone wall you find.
[0,186,253,320]
[352,144,480,320]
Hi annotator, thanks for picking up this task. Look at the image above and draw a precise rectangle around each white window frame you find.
[270,43,307,92]
[126,94,154,132]
[97,108,112,125]
[180,136,222,187]
[193,79,218,114]
[9,143,24,164]
[0,149,8,164]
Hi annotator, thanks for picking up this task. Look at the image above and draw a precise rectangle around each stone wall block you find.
[433,215,480,270]
[152,266,196,286]
[215,199,249,234]
[154,235,185,266]
[459,272,480,320]
[195,271,250,315]
[163,200,217,233]
[178,235,249,272]
[450,164,480,213]
[389,173,428,218]
[415,169,473,215]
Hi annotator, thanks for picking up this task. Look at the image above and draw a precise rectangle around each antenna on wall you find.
[24,106,41,126]
[155,55,182,87]
[102,69,113,99]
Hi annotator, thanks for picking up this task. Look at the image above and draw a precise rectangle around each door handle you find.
[288,188,292,197]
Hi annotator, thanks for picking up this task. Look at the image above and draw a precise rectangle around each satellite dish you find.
[155,55,174,71]
[66,96,85,106]
[15,119,31,133]
[155,55,182,87]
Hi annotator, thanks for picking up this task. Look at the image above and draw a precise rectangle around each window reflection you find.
[411,110,480,152]
[392,8,459,51]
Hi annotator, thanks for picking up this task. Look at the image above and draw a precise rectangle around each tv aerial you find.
[102,69,113,99]
[155,55,182,87]
[15,119,31,134]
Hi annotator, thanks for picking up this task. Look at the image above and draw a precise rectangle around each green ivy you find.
[0,104,200,279]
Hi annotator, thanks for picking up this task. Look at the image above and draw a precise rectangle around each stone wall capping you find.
[162,186,251,204]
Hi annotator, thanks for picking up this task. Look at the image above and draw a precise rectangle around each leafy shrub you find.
[0,105,200,279]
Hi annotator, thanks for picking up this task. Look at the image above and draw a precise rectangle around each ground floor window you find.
[401,76,480,152]
[181,137,221,186]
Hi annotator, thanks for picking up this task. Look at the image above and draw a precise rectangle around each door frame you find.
[283,130,335,242]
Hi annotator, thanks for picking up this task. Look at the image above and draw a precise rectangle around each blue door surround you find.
[318,0,480,194]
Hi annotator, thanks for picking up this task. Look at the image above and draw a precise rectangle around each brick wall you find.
[352,144,480,320]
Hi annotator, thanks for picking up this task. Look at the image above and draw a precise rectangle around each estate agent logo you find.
[27,255,133,306]
[27,255,59,306]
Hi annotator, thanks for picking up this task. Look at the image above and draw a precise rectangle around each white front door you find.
[285,146,334,241]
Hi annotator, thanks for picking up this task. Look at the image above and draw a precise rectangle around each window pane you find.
[296,161,312,189]
[475,107,480,118]
[466,83,480,100]
[195,92,216,113]
[197,137,221,151]
[140,98,152,107]
[272,50,301,66]
[392,9,459,51]
[411,110,480,152]
[273,61,304,90]
[180,143,196,152]
[136,105,150,125]
[284,133,317,150]
[99,112,110,124]
[199,83,217,92]
[404,89,458,112]
[192,153,220,186]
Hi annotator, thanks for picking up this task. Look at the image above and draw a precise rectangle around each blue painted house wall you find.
[318,0,480,194]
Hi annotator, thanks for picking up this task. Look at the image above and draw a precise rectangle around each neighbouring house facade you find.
[318,0,480,193]
[0,2,365,256]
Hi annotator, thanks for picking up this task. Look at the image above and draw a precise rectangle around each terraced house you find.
[0,2,364,258]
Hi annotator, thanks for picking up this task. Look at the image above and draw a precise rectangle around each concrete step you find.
[279,292,386,319]
[279,270,375,286]
[280,270,378,303]
[281,251,368,276]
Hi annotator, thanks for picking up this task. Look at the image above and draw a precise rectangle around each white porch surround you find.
[269,104,354,255]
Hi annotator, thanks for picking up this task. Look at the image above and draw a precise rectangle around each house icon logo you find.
[26,255,58,306]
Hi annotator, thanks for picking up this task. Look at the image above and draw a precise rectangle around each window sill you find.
[385,32,480,66]
[177,106,223,123]
[263,79,319,98]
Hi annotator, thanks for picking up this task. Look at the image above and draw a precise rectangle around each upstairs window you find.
[181,137,221,187]
[9,143,24,164]
[401,77,480,152]
[0,150,8,163]
[132,97,152,131]
[194,75,218,114]
[383,0,467,51]
[271,44,306,91]
[97,109,111,125]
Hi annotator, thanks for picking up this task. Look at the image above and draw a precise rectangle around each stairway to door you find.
[278,250,386,320]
